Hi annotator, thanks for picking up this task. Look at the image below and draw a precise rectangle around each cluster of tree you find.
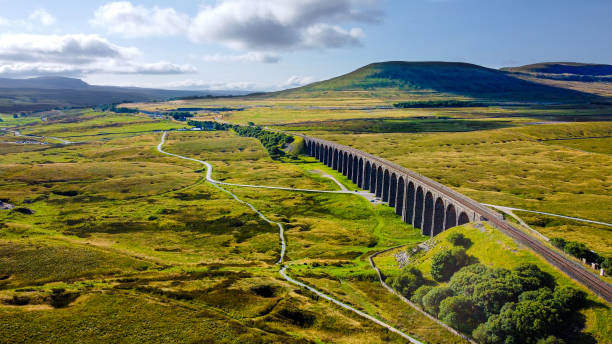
[232,125,294,160]
[165,111,194,121]
[550,237,611,274]
[410,262,587,343]
[389,232,589,343]
[95,104,139,113]
[12,112,29,118]
[187,120,230,131]
[186,120,294,160]
[393,100,481,108]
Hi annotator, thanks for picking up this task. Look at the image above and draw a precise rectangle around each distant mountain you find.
[500,62,612,98]
[0,77,247,113]
[278,61,601,103]
[501,62,612,77]
[0,76,90,89]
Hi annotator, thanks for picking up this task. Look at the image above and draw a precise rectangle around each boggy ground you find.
[0,110,464,343]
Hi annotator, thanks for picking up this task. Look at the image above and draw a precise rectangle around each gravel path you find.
[157,131,423,343]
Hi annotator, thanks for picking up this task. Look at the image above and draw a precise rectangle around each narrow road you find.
[483,203,612,228]
[157,132,423,343]
[8,129,73,144]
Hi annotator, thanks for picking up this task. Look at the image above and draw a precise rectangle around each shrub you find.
[438,296,485,333]
[449,264,498,297]
[550,237,567,250]
[422,286,453,315]
[410,285,433,307]
[388,268,424,297]
[473,276,523,316]
[431,247,470,281]
[551,286,586,312]
[447,232,471,248]
[512,264,555,291]
[519,287,554,303]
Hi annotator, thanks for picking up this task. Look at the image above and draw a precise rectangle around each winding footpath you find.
[157,132,424,343]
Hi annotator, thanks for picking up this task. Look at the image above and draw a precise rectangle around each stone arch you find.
[352,156,359,184]
[433,197,445,236]
[314,143,319,159]
[342,152,349,176]
[445,204,457,229]
[423,191,434,236]
[320,145,324,163]
[413,186,424,229]
[323,146,328,165]
[389,173,397,207]
[376,166,384,197]
[347,154,353,180]
[458,212,469,225]
[404,181,415,223]
[364,161,371,190]
[382,170,390,202]
[333,149,339,170]
[325,146,331,166]
[327,147,333,167]
[370,163,377,193]
[395,176,404,216]
[357,158,364,187]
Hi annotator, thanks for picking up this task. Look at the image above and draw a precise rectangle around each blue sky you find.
[0,0,611,90]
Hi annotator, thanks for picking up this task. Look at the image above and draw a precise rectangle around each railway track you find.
[487,214,612,303]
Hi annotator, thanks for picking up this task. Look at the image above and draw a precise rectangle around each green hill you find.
[502,62,612,77]
[280,61,600,103]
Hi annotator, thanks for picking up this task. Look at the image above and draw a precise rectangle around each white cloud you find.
[203,52,280,63]
[301,24,363,49]
[28,8,56,26]
[281,75,316,88]
[0,34,196,77]
[152,74,316,91]
[0,16,9,26]
[91,1,380,54]
[90,1,189,37]
[188,0,377,50]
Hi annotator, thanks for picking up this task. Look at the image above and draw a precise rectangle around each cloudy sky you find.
[1,0,611,91]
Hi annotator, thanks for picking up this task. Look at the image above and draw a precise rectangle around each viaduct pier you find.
[301,135,612,304]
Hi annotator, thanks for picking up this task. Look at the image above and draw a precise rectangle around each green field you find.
[1,109,466,343]
[2,93,611,344]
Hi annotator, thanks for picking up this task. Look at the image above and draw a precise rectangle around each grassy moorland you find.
[303,121,612,255]
[0,110,466,343]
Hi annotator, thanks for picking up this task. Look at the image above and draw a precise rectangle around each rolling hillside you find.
[501,62,612,98]
[278,61,602,103]
[0,77,240,113]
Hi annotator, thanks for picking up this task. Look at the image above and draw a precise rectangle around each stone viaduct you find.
[302,135,504,236]
[297,134,612,303]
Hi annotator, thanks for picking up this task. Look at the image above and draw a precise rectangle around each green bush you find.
[431,247,470,281]
[449,264,499,297]
[387,268,424,298]
[472,276,523,316]
[550,237,566,250]
[446,232,471,248]
[512,264,555,291]
[472,285,587,344]
[422,286,453,315]
[438,296,484,333]
[410,285,433,307]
